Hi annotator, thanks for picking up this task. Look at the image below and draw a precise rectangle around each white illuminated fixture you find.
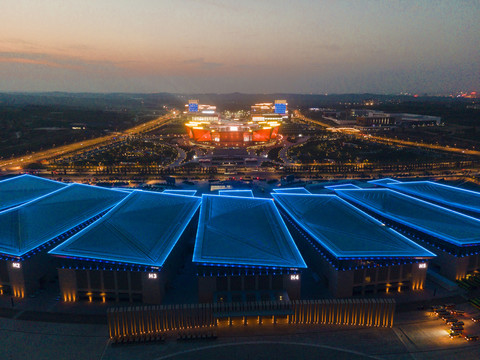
[230,126,238,131]
[12,262,21,269]
[419,263,427,269]
[148,273,157,279]
[290,274,300,280]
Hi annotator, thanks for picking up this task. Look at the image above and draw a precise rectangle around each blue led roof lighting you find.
[335,189,480,247]
[383,181,480,215]
[193,195,306,268]
[50,191,201,267]
[163,189,198,196]
[0,174,66,212]
[0,184,128,257]
[272,187,311,194]
[368,178,402,186]
[218,190,254,197]
[272,193,435,259]
[324,184,361,190]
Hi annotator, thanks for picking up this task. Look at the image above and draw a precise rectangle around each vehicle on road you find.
[446,318,459,324]
[472,316,480,322]
[465,335,478,341]
[449,331,462,339]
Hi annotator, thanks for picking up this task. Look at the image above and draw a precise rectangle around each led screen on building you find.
[188,100,199,112]
[274,101,287,114]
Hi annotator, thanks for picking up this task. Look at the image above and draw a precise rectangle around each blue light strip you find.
[0,174,64,186]
[218,190,254,197]
[163,189,198,196]
[58,255,162,272]
[324,184,361,190]
[272,187,311,194]
[367,178,402,185]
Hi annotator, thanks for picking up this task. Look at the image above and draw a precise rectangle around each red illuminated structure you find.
[185,121,280,147]
[184,100,285,147]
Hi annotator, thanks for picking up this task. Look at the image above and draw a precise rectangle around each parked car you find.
[465,335,478,341]
[449,331,462,339]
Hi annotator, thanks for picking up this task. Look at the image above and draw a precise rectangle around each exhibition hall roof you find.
[336,189,480,247]
[0,174,66,212]
[0,184,128,257]
[50,191,201,267]
[193,195,306,268]
[272,193,435,259]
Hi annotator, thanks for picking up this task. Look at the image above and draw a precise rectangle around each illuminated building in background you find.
[251,100,288,122]
[274,100,287,114]
[185,100,284,147]
[188,100,199,113]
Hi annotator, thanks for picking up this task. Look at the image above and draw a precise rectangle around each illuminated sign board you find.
[418,263,427,269]
[12,262,21,269]
[188,100,199,113]
[148,273,158,279]
[274,100,287,114]
[290,274,300,280]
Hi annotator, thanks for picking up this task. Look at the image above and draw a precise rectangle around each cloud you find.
[0,51,124,73]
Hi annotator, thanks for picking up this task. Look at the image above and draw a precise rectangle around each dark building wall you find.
[420,242,479,281]
[1,249,58,298]
[198,273,301,303]
[22,250,58,294]
[198,277,216,303]
[58,268,166,304]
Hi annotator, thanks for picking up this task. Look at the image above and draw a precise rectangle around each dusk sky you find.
[1,0,478,94]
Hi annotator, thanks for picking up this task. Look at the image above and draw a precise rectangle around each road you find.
[278,136,310,165]
[0,113,175,172]
[296,111,480,157]
[363,135,480,157]
[2,306,480,360]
